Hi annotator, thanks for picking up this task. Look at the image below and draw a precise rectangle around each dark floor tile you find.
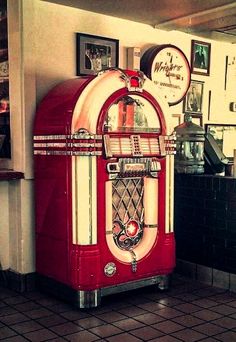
[14,301,41,312]
[25,308,53,319]
[0,306,18,317]
[117,306,147,317]
[174,303,201,314]
[209,292,236,303]
[172,314,205,327]
[106,332,143,341]
[95,311,127,323]
[3,296,28,305]
[193,322,227,336]
[113,317,145,331]
[48,303,73,314]
[157,297,184,307]
[35,297,62,307]
[212,316,236,329]
[192,288,225,298]
[171,328,207,341]
[210,304,236,315]
[152,320,184,333]
[50,322,82,335]
[156,307,185,319]
[1,336,29,341]
[228,300,236,308]
[192,309,222,321]
[65,330,100,342]
[0,312,29,325]
[172,293,199,302]
[196,339,219,342]
[191,298,218,308]
[133,312,164,324]
[136,301,166,312]
[60,310,91,321]
[23,328,58,341]
[214,331,236,341]
[0,326,16,340]
[36,314,67,327]
[89,324,123,338]
[130,326,164,340]
[45,338,67,342]
[75,316,106,329]
[11,320,43,334]
[150,336,182,342]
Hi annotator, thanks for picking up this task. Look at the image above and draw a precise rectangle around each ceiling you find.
[44,0,236,43]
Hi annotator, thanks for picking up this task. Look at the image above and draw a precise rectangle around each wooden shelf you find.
[0,169,24,181]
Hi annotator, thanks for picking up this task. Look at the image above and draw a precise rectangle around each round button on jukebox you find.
[104,262,117,277]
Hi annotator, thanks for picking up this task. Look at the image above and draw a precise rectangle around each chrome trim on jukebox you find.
[33,130,103,156]
[98,68,145,92]
[107,158,161,179]
[101,275,169,296]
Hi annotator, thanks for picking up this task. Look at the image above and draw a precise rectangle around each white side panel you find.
[165,155,174,233]
[72,156,97,245]
[143,177,158,225]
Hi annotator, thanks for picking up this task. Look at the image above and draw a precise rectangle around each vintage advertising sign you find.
[141,45,191,106]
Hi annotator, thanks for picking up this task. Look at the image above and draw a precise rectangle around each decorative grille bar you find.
[112,178,144,223]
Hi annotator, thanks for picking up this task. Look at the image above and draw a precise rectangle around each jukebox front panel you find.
[34,69,176,308]
[106,174,158,266]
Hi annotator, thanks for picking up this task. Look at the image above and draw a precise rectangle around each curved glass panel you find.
[103,95,161,133]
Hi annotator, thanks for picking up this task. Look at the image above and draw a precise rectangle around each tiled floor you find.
[0,274,236,341]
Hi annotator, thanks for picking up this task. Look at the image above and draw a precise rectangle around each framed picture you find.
[191,40,211,76]
[205,124,236,161]
[76,33,119,75]
[183,80,204,114]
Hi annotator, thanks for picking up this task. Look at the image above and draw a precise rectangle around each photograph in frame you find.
[183,80,204,115]
[191,40,211,76]
[76,33,119,75]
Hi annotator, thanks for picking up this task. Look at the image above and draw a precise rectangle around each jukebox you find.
[34,69,176,308]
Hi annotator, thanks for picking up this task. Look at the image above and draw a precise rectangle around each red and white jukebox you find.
[34,69,176,308]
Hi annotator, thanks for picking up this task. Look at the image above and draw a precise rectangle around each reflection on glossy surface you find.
[104,95,160,133]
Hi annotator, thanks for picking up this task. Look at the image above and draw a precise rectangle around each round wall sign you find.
[140,44,191,106]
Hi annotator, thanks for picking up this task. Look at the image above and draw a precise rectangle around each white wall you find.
[35,1,236,127]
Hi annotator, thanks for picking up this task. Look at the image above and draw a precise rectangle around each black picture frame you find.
[76,33,119,75]
[183,80,204,115]
[191,40,211,76]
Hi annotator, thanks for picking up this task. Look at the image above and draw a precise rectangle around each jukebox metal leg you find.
[157,275,169,291]
[77,290,101,309]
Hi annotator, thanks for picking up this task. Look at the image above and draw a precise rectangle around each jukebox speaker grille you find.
[112,178,144,223]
